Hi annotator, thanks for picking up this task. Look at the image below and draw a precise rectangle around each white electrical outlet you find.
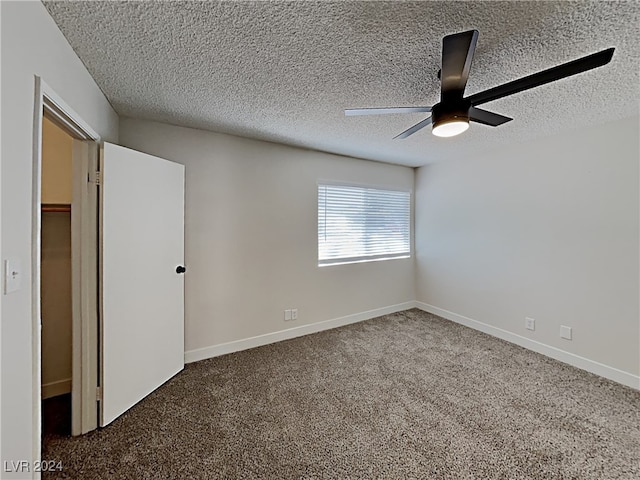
[291,309,298,320]
[525,317,535,331]
[560,325,572,340]
[284,309,292,321]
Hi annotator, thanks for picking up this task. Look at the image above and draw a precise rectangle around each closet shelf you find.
[42,204,71,213]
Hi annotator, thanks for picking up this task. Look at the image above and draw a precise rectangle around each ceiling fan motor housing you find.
[431,99,471,128]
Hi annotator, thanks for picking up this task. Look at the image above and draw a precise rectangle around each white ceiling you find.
[43,1,639,167]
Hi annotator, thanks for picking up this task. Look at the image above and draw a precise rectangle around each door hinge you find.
[89,171,102,185]
[96,386,103,402]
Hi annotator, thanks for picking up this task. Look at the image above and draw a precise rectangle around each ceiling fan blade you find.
[441,29,479,100]
[393,117,433,139]
[345,107,432,116]
[466,47,615,106]
[468,107,513,126]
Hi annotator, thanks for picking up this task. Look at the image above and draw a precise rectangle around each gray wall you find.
[119,118,416,356]
[415,116,639,380]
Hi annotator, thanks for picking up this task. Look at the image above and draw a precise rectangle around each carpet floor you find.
[43,309,639,479]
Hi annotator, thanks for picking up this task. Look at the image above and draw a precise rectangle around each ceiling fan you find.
[345,30,614,138]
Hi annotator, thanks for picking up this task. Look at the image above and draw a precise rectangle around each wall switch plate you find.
[560,325,572,340]
[4,258,22,294]
[284,309,292,321]
[525,317,535,331]
[291,309,298,320]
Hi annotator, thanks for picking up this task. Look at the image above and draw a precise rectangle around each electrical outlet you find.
[525,317,535,331]
[291,309,298,320]
[560,325,572,340]
[284,309,292,321]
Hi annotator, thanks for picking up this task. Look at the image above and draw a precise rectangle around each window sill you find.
[318,254,411,267]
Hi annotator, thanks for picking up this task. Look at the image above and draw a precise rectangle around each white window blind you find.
[318,184,411,266]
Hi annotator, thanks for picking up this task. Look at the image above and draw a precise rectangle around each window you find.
[318,183,411,266]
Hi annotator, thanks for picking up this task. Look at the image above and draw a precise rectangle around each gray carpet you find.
[43,309,640,479]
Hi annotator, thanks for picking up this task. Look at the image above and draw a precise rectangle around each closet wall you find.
[41,116,73,399]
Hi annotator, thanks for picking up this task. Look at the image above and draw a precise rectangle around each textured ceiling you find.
[43,1,639,167]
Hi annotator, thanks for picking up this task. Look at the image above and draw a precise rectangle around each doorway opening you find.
[33,78,102,463]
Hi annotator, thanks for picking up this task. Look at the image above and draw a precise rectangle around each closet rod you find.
[42,204,71,213]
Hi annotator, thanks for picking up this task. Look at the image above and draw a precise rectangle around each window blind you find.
[318,184,411,266]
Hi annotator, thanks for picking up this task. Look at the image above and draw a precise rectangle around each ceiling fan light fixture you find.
[432,118,469,137]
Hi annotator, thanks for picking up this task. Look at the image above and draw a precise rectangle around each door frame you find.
[32,77,101,460]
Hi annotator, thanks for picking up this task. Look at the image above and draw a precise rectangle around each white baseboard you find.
[185,301,416,364]
[415,302,640,390]
[42,378,71,399]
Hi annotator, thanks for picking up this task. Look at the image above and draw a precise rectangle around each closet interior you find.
[41,114,74,436]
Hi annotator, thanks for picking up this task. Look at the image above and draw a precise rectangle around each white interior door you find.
[100,142,185,427]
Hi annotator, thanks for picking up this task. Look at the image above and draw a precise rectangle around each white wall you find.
[119,118,415,357]
[1,2,118,476]
[415,116,639,385]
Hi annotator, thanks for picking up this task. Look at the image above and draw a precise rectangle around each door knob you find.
[176,265,186,274]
